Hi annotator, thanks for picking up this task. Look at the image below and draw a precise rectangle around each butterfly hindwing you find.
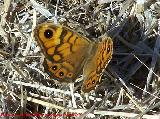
[81,37,113,92]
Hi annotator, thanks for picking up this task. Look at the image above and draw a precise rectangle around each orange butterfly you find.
[33,21,113,93]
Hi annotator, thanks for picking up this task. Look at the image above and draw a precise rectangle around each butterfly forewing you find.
[34,22,94,82]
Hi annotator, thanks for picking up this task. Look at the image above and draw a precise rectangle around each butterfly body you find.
[33,21,113,92]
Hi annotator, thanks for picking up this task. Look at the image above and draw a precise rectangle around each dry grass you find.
[0,0,160,118]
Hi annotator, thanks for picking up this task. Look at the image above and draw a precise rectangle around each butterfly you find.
[33,21,113,93]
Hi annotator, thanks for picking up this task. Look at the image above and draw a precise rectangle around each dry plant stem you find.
[69,83,77,108]
[1,0,10,43]
[0,87,158,119]
[145,24,160,93]
[130,83,160,100]
[114,53,152,56]
[0,49,10,56]
[145,18,157,37]
[2,83,158,118]
[118,77,133,95]
[124,89,144,112]
[30,0,52,18]
[116,87,124,106]
[12,81,82,99]
[21,91,27,115]
[32,9,37,29]
[11,62,28,80]
[77,103,96,119]
[0,24,9,44]
[116,77,144,112]
[10,61,27,114]
[77,89,117,119]
[131,101,160,119]
[26,64,46,77]
[62,0,93,18]
[27,96,66,111]
[54,0,59,24]
[20,83,24,114]
[105,70,143,112]
[22,36,33,57]
[1,0,11,26]
[133,54,160,80]
[118,0,135,17]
